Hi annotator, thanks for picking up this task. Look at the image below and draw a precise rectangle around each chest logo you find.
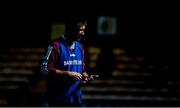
[70,54,76,57]
[64,60,82,66]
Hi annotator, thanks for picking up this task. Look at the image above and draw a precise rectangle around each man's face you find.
[65,21,87,41]
[77,23,86,41]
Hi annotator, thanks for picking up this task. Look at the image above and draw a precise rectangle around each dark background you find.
[0,2,176,107]
[0,5,171,65]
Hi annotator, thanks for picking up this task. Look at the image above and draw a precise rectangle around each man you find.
[41,16,93,107]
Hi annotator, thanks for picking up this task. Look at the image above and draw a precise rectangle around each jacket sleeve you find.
[41,42,60,75]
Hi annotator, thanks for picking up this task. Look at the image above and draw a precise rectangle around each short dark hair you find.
[64,16,87,29]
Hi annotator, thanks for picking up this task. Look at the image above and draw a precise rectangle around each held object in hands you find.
[87,75,99,81]
[82,75,99,83]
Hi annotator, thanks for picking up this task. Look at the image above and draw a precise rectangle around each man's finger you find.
[76,73,82,80]
[85,77,88,81]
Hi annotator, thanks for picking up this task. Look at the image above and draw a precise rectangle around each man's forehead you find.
[77,22,87,27]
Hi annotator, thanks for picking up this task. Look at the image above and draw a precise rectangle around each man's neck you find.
[62,35,75,47]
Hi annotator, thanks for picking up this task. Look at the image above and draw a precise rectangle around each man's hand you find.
[82,72,99,83]
[82,72,89,83]
[68,71,82,80]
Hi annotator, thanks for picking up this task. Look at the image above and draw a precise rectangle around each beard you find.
[69,33,85,41]
[65,30,85,42]
[77,34,85,41]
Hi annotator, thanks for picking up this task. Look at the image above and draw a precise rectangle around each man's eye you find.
[79,29,84,31]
